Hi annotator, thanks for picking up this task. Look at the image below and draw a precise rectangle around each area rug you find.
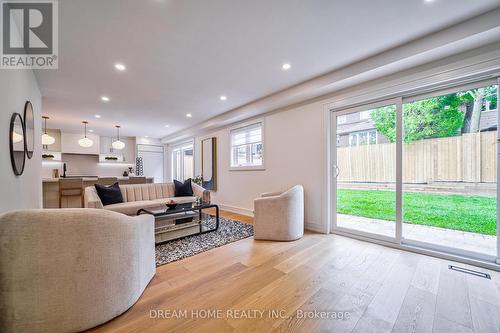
[155,217,254,266]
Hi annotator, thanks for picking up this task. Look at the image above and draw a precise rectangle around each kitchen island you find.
[42,177,154,208]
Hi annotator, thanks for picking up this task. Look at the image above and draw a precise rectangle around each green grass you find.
[337,189,497,235]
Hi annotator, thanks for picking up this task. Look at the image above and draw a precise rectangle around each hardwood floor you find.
[88,211,500,333]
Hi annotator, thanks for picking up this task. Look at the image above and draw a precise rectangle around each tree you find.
[371,94,464,143]
[370,105,397,142]
[459,86,497,133]
[370,85,498,143]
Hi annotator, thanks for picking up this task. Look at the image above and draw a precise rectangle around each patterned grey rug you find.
[155,217,254,266]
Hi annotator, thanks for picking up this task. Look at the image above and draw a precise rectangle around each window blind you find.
[230,123,262,147]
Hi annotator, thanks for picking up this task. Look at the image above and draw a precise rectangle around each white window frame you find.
[485,99,497,111]
[170,139,194,181]
[360,110,371,120]
[337,115,347,124]
[229,119,265,171]
[328,78,500,269]
[349,133,358,146]
[348,130,378,146]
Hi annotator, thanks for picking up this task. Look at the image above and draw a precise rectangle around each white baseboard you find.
[305,222,326,234]
[216,203,327,234]
[217,204,254,217]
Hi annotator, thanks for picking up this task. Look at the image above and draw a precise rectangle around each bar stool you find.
[97,177,118,186]
[59,178,84,208]
[128,176,146,184]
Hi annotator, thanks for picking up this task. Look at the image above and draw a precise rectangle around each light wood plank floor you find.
[88,211,500,333]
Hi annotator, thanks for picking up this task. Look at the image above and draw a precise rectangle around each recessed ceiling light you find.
[94,114,101,118]
[114,63,126,71]
[101,96,110,102]
[89,129,94,133]
[220,95,227,101]
[164,124,169,128]
[282,63,291,70]
[186,113,192,118]
[145,135,149,138]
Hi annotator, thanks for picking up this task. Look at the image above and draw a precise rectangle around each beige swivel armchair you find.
[253,185,304,241]
[0,208,155,333]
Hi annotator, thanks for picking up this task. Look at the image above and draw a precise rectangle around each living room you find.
[2,1,500,332]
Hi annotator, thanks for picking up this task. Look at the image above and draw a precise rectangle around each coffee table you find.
[137,203,219,244]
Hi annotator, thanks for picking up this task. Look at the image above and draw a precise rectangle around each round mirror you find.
[24,101,34,159]
[10,113,25,176]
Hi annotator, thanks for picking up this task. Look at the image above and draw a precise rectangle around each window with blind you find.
[230,122,264,169]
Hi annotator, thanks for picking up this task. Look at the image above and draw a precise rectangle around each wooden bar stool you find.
[59,178,84,208]
[128,176,146,184]
[97,177,118,186]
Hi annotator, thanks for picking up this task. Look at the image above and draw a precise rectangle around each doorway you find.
[330,80,499,263]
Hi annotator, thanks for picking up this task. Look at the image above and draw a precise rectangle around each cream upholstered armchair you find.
[0,208,155,333]
[253,185,304,241]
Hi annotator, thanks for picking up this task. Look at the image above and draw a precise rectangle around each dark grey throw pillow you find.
[174,178,193,197]
[94,182,123,206]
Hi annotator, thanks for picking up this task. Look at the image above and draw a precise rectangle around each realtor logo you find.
[1,0,58,69]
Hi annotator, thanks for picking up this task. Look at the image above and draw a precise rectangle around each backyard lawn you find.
[337,189,496,235]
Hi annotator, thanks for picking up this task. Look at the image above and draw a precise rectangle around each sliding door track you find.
[449,265,491,279]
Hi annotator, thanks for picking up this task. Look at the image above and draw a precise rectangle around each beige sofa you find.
[0,208,155,333]
[254,185,304,241]
[85,182,210,215]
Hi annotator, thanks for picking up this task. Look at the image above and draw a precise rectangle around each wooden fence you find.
[337,131,497,183]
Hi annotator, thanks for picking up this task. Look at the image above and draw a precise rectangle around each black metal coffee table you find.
[137,203,219,244]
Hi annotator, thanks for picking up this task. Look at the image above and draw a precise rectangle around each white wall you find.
[171,42,500,233]
[0,70,42,213]
[136,136,162,145]
[192,100,326,231]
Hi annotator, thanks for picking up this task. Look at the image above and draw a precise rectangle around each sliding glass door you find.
[402,82,498,259]
[171,142,194,181]
[332,99,400,241]
[331,79,500,263]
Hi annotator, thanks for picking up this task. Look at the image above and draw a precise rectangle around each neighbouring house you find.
[336,111,391,147]
[337,103,498,147]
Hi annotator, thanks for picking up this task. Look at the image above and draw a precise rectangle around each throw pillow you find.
[94,182,124,206]
[174,178,193,197]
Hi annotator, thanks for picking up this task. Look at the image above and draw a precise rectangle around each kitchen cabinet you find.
[99,136,136,163]
[99,136,115,154]
[61,132,100,155]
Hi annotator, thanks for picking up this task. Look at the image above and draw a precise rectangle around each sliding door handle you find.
[332,165,340,178]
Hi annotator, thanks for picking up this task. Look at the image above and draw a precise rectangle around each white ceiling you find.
[35,0,500,138]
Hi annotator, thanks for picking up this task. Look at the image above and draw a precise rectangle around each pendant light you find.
[78,121,93,148]
[112,125,125,150]
[41,116,56,145]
